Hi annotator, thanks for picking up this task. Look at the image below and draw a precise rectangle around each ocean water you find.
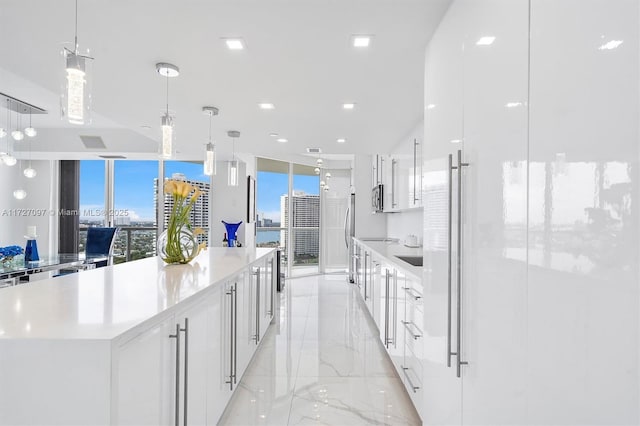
[256,230,281,244]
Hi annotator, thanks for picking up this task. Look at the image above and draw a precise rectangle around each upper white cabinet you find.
[422,0,639,425]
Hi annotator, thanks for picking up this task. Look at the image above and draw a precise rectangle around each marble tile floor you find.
[218,274,421,426]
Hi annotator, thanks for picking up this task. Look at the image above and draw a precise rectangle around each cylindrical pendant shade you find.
[204,143,216,176]
[228,160,239,186]
[161,114,173,159]
[62,50,92,125]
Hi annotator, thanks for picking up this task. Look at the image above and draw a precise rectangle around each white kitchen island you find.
[0,247,277,426]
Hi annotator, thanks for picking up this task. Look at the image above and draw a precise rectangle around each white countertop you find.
[353,238,423,280]
[0,248,274,341]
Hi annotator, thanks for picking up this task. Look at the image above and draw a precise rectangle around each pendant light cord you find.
[208,114,212,142]
[166,74,169,116]
[74,0,79,53]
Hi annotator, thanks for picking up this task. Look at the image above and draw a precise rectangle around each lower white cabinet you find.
[113,252,276,426]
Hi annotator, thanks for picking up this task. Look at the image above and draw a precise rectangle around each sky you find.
[80,161,319,223]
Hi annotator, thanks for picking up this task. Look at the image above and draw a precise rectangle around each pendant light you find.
[23,138,36,178]
[202,106,219,176]
[156,62,179,159]
[24,110,37,138]
[11,111,24,141]
[62,0,93,125]
[227,130,240,186]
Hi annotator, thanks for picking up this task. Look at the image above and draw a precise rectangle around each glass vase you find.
[157,227,199,265]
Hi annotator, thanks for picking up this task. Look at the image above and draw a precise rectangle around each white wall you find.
[0,160,58,255]
[209,159,250,248]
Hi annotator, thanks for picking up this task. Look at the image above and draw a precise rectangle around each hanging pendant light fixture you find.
[24,110,37,138]
[156,62,179,159]
[202,106,219,176]
[11,111,24,141]
[23,138,36,178]
[61,0,93,125]
[227,130,240,186]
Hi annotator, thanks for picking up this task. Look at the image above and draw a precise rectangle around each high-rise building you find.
[280,190,319,259]
[154,173,210,243]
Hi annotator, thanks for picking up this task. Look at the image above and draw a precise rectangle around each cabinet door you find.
[234,270,253,377]
[377,263,392,347]
[422,0,466,423]
[369,254,381,327]
[206,283,231,424]
[527,1,639,424]
[388,268,405,376]
[402,274,425,419]
[259,257,272,338]
[114,317,175,426]
[175,299,211,426]
[459,0,529,424]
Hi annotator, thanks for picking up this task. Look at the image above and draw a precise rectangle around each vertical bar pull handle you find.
[391,159,397,208]
[225,286,235,390]
[169,323,181,426]
[181,319,188,426]
[364,252,368,300]
[413,139,419,203]
[456,149,469,378]
[447,154,456,368]
[255,267,261,344]
[233,285,238,384]
[393,269,398,347]
[385,269,390,348]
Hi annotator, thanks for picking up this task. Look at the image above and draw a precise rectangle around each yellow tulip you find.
[164,180,176,194]
[181,182,192,198]
[190,188,202,203]
[193,227,205,236]
[198,242,206,254]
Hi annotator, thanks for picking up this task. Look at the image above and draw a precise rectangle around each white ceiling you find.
[0,0,450,161]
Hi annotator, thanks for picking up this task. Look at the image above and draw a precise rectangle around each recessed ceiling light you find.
[259,103,275,110]
[337,138,346,143]
[277,138,288,143]
[450,139,462,144]
[352,35,371,48]
[598,40,623,50]
[343,103,355,110]
[476,36,496,46]
[426,104,436,110]
[505,102,523,108]
[224,39,245,50]
[269,133,278,137]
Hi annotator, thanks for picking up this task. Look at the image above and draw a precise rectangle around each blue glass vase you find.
[222,221,242,247]
[25,239,39,262]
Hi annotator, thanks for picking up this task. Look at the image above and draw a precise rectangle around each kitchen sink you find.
[395,255,423,267]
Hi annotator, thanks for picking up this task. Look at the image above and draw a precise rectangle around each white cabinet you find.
[401,273,424,418]
[386,138,423,211]
[423,0,639,424]
[114,318,175,425]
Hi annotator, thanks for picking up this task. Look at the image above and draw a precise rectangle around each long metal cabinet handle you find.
[413,139,419,203]
[402,366,420,392]
[456,149,469,377]
[447,154,455,368]
[181,318,188,426]
[344,207,350,248]
[255,267,261,344]
[402,320,422,340]
[225,286,235,390]
[393,269,398,347]
[233,285,238,384]
[169,323,181,426]
[363,252,368,300]
[385,269,390,348]
[268,258,274,316]
[391,159,397,208]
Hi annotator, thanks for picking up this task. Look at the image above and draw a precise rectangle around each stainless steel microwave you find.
[372,184,384,212]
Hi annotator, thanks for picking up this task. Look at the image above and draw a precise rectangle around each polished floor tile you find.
[219,274,421,426]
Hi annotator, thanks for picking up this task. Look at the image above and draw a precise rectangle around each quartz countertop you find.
[353,238,422,280]
[0,248,274,341]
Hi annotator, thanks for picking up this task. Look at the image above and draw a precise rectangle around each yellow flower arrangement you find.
[159,179,207,264]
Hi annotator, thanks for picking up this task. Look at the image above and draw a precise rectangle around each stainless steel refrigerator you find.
[345,192,356,282]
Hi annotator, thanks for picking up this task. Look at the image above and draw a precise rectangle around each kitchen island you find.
[0,247,277,425]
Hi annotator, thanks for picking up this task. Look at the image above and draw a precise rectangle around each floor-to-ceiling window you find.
[290,164,320,276]
[256,158,289,265]
[78,160,106,253]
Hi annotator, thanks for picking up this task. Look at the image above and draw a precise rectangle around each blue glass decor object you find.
[25,239,39,262]
[222,221,242,247]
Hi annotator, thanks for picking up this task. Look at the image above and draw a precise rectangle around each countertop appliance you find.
[372,184,384,212]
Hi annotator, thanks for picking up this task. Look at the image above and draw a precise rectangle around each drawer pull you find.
[402,366,420,393]
[402,320,422,340]
[403,286,422,300]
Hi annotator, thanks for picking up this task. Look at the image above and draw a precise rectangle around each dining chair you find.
[85,227,118,268]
